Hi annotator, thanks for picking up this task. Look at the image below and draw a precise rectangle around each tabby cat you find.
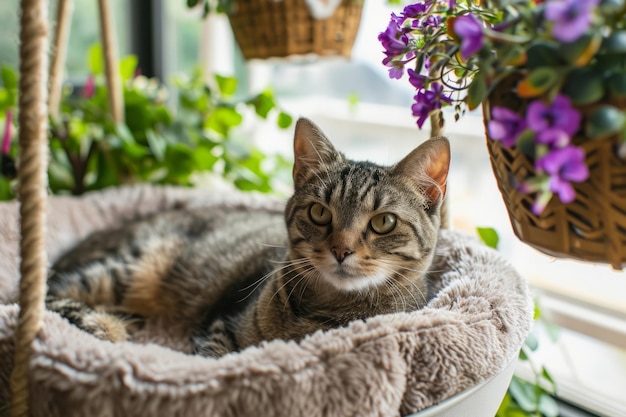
[46,118,450,358]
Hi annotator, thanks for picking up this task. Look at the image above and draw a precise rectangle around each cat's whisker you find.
[285,268,319,309]
[375,264,425,309]
[239,258,309,293]
[268,264,316,306]
[238,261,312,304]
[259,242,289,249]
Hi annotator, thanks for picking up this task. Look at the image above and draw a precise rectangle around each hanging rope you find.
[48,0,73,123]
[10,0,50,416]
[98,0,124,124]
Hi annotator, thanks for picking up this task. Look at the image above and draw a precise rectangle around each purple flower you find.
[412,97,432,128]
[536,128,570,148]
[402,2,430,20]
[379,13,411,58]
[544,0,599,43]
[421,15,442,28]
[453,14,484,61]
[536,145,589,203]
[424,82,452,106]
[387,62,405,79]
[487,107,527,147]
[411,83,452,128]
[408,68,427,90]
[526,95,581,137]
[2,109,12,155]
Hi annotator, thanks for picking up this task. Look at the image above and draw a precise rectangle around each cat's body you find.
[47,118,450,357]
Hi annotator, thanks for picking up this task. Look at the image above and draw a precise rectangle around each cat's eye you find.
[370,213,396,234]
[309,203,332,225]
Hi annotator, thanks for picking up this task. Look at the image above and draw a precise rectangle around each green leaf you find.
[250,90,276,119]
[585,105,626,140]
[119,55,138,81]
[518,348,528,361]
[538,394,559,417]
[277,111,293,129]
[516,129,536,157]
[186,0,201,7]
[524,331,539,351]
[559,33,601,66]
[192,142,219,170]
[467,72,488,110]
[562,68,605,105]
[533,302,541,320]
[205,107,243,137]
[509,377,538,413]
[0,176,14,201]
[516,67,560,98]
[146,130,166,161]
[607,72,626,98]
[542,367,557,391]
[116,124,136,145]
[526,41,562,69]
[602,30,626,54]
[476,227,499,249]
[164,144,196,182]
[1,66,18,90]
[92,151,119,190]
[599,0,625,14]
[88,44,104,75]
[215,74,237,97]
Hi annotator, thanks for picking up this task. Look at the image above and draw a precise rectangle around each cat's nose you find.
[331,247,353,263]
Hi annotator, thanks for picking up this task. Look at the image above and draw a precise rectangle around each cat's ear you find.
[393,136,450,204]
[292,118,342,186]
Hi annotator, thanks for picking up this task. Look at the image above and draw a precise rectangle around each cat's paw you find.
[46,296,129,342]
[192,320,236,358]
[80,311,130,342]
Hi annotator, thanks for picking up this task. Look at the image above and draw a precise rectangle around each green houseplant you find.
[380,0,626,267]
[0,45,293,201]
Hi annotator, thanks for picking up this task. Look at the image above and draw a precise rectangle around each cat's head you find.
[285,118,450,293]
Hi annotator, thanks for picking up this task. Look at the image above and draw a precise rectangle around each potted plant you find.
[0,45,293,201]
[379,0,626,268]
[187,0,365,59]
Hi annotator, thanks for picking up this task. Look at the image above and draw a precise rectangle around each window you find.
[2,1,624,415]
[231,2,626,416]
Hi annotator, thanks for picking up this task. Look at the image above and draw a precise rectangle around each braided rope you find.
[10,1,50,416]
[98,0,124,124]
[48,0,73,122]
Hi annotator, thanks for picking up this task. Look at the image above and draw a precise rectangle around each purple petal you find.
[536,128,570,148]
[550,177,576,203]
[488,106,526,147]
[453,14,484,61]
[545,0,599,43]
[388,65,404,80]
[526,95,581,136]
[407,68,427,90]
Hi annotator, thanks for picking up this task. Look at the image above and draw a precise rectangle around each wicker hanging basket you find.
[484,76,626,269]
[226,0,364,60]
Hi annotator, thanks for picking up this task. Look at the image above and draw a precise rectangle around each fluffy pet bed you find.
[0,186,533,417]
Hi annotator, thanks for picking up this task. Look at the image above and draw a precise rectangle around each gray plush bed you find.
[0,186,533,417]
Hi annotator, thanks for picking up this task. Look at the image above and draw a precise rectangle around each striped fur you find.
[47,118,450,357]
